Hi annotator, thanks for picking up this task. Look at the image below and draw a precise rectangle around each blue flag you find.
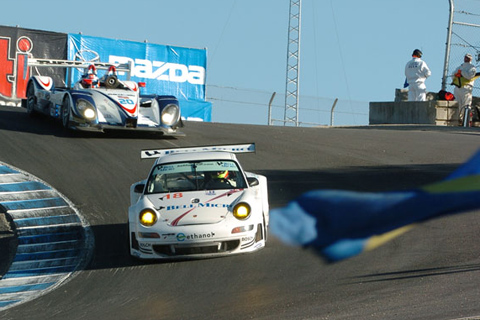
[270,150,480,262]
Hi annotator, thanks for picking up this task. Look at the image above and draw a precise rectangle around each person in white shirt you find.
[405,49,431,101]
[452,53,477,112]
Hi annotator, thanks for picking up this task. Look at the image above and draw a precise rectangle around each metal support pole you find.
[442,0,454,91]
[284,0,302,126]
[330,98,338,126]
[268,92,276,125]
[463,106,472,127]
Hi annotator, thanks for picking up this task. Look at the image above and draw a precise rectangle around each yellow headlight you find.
[139,209,157,227]
[233,203,251,220]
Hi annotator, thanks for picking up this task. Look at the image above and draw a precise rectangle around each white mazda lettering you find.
[109,55,205,85]
[188,65,205,85]
[133,58,152,78]
[152,61,169,81]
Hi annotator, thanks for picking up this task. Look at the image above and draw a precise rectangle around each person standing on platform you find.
[405,49,431,101]
[452,53,477,113]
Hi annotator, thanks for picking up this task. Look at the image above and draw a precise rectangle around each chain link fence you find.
[446,0,480,96]
[206,84,369,127]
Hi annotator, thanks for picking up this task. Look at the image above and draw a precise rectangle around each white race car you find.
[23,58,183,135]
[128,143,269,259]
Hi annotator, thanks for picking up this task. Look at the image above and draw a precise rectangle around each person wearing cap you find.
[404,49,432,101]
[452,53,477,115]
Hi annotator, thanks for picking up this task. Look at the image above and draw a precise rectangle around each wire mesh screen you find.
[206,85,369,127]
[447,0,480,96]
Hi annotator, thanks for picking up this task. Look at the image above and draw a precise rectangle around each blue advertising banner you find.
[67,34,211,121]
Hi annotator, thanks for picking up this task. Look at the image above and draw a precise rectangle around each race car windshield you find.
[145,160,248,194]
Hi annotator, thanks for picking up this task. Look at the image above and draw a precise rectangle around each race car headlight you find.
[76,99,96,120]
[232,202,251,220]
[139,209,157,227]
[161,104,180,126]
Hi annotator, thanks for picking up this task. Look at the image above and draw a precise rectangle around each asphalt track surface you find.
[0,105,480,320]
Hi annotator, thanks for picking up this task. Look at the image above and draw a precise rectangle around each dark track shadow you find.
[348,264,480,283]
[0,106,179,140]
[257,164,458,206]
[340,124,480,135]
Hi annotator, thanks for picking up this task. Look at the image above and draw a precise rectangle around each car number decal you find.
[118,98,135,105]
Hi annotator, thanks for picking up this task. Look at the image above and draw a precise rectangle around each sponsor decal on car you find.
[242,236,254,242]
[176,232,215,242]
[166,203,229,211]
[161,233,176,240]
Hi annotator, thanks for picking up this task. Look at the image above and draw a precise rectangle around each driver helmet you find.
[81,65,98,87]
[213,170,229,179]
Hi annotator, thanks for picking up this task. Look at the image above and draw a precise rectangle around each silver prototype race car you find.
[22,58,183,135]
[128,143,269,260]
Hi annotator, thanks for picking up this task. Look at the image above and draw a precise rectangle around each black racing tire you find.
[26,82,38,117]
[62,96,72,129]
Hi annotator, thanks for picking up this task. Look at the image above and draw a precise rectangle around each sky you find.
[2,0,477,126]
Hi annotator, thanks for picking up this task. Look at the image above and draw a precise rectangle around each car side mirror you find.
[247,177,259,187]
[134,183,145,193]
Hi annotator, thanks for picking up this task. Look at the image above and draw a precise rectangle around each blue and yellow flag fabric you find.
[270,150,480,262]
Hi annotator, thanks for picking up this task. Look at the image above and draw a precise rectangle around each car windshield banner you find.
[67,34,211,121]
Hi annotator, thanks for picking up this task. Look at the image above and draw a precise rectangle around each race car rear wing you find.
[26,58,132,87]
[141,143,256,159]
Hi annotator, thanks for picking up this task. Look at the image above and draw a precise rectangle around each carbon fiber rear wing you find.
[141,143,256,159]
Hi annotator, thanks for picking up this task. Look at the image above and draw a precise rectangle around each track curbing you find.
[0,162,93,311]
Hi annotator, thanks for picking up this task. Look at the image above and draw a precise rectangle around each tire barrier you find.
[0,162,92,310]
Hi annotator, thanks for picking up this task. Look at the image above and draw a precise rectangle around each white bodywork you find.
[128,145,269,260]
[23,59,182,134]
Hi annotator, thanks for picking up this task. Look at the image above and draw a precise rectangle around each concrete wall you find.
[435,101,460,126]
[369,88,480,126]
[369,101,438,125]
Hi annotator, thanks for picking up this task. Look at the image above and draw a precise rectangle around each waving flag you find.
[270,150,480,262]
